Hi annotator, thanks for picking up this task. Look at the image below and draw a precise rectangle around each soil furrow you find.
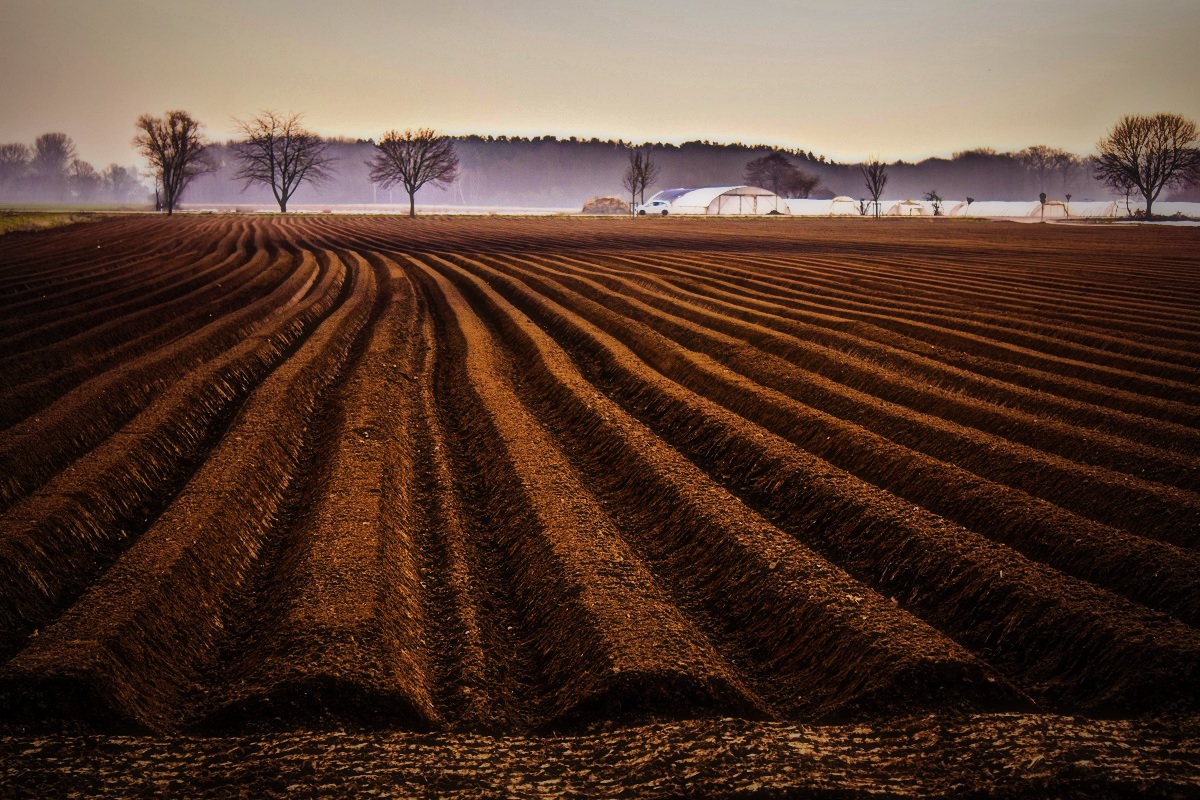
[424,252,1026,719]
[413,255,764,728]
[0,248,374,731]
[0,253,343,661]
[447,250,1200,713]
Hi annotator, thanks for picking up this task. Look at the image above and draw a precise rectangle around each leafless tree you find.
[744,151,819,198]
[132,110,214,215]
[923,189,944,216]
[1053,151,1082,192]
[32,133,77,200]
[783,170,820,198]
[101,164,144,204]
[622,148,645,213]
[67,158,101,202]
[639,148,661,205]
[861,156,888,218]
[1094,113,1200,218]
[231,111,335,213]
[622,147,661,212]
[368,128,459,217]
[0,143,31,193]
[1017,145,1075,194]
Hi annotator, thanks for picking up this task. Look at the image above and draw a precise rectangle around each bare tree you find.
[639,148,660,205]
[67,158,101,202]
[622,147,661,212]
[231,111,335,212]
[32,133,77,201]
[0,143,31,195]
[1094,113,1200,218]
[101,164,144,205]
[783,170,820,198]
[861,156,888,218]
[923,189,944,216]
[1053,150,1082,192]
[132,110,214,215]
[1012,145,1060,194]
[368,128,459,217]
[744,151,818,198]
[622,148,644,213]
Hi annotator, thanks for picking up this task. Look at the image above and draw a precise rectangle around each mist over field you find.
[0,133,1142,209]
[180,136,1125,209]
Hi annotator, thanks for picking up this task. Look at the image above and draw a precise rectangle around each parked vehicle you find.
[637,199,670,216]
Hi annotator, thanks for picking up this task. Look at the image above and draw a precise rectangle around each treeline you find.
[0,133,145,205]
[0,130,1158,209]
[184,135,1119,208]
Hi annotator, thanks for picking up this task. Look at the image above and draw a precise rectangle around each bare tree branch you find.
[132,111,214,215]
[861,157,888,218]
[622,147,660,212]
[1094,113,1200,218]
[231,111,335,213]
[0,143,32,193]
[32,133,77,201]
[745,151,818,198]
[368,128,459,217]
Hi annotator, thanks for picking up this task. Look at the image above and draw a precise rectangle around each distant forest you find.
[7,132,1198,209]
[184,136,1125,209]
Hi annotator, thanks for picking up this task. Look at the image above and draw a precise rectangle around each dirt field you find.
[1,215,1198,797]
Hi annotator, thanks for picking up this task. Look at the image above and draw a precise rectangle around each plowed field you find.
[1,215,1198,797]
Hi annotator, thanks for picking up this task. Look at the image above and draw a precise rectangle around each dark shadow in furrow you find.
[424,253,1027,721]
[0,249,372,732]
[745,247,1200,334]
[412,256,762,731]
[716,250,1200,371]
[459,255,1200,624]
[402,265,510,732]
[0,239,288,431]
[294,224,551,731]
[610,249,1200,428]
[445,254,1200,716]
[0,253,340,666]
[0,222,250,358]
[526,254,1200,539]
[0,218,207,303]
[0,237,315,508]
[193,251,436,731]
[590,251,1200,457]
[0,221,259,383]
[636,251,1200,406]
[411,263,556,732]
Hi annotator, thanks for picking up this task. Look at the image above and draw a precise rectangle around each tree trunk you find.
[408,191,416,218]
[279,197,288,213]
[1144,192,1153,219]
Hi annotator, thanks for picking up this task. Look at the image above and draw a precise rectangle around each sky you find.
[2,0,1197,169]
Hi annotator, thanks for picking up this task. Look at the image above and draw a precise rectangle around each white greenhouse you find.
[649,186,790,215]
[784,196,863,216]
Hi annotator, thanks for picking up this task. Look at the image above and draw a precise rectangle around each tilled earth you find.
[0,215,1198,797]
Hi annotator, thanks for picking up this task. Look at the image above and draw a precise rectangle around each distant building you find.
[648,186,790,215]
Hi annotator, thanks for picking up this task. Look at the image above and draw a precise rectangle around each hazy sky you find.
[2,0,1197,168]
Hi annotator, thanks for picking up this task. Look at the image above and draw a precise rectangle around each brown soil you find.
[1,215,1197,797]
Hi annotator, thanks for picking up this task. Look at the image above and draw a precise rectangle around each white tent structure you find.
[948,201,1023,217]
[828,196,861,215]
[653,186,790,215]
[784,197,863,216]
[886,199,932,216]
[786,199,836,216]
[949,201,1047,218]
[1066,201,1117,217]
